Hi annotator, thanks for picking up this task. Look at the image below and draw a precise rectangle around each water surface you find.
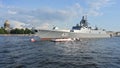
[0,36,120,68]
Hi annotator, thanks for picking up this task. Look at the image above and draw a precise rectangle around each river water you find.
[0,36,120,68]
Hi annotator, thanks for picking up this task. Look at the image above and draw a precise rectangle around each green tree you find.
[10,28,20,34]
[10,28,33,34]
[24,28,32,34]
[20,29,24,34]
[4,29,8,34]
[0,27,9,34]
[0,28,5,34]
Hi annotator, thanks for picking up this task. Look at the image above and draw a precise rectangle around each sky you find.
[0,0,120,31]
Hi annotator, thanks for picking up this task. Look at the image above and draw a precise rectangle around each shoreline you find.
[0,34,35,36]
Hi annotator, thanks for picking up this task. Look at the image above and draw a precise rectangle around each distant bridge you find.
[107,31,120,37]
[116,32,120,36]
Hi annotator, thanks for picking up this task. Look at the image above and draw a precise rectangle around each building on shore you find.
[4,20,11,33]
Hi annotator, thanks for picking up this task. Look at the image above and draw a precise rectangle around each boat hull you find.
[35,29,110,39]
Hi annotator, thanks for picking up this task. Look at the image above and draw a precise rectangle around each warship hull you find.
[35,29,110,40]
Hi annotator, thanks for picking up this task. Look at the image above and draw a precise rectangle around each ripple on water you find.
[0,36,120,68]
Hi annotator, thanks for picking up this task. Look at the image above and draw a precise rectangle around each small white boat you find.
[51,38,74,42]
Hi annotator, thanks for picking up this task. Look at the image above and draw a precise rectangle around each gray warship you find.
[33,16,110,40]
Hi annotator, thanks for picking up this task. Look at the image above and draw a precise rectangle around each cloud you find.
[88,10,103,16]
[86,0,113,16]
[30,7,81,22]
[88,0,111,10]
[10,20,26,29]
[8,10,17,14]
[0,0,114,29]
[36,23,50,29]
[6,5,83,29]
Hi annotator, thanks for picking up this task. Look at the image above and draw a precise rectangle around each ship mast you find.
[80,16,88,28]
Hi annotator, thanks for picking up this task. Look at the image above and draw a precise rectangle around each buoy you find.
[30,38,36,42]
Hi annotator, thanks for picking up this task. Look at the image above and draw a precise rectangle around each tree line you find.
[0,27,34,34]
